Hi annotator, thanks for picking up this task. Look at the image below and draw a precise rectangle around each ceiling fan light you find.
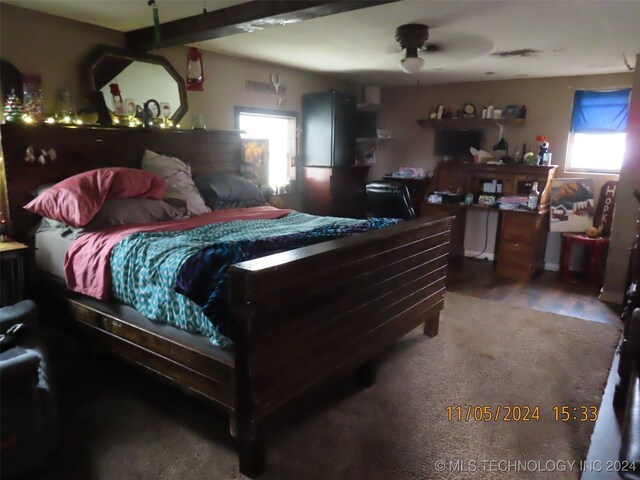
[400,56,424,74]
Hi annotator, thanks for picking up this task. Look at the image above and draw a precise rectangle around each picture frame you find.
[549,178,595,232]
[503,104,521,119]
[241,138,269,187]
[124,98,137,116]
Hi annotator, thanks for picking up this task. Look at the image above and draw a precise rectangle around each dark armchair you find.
[365,180,416,219]
[0,300,58,478]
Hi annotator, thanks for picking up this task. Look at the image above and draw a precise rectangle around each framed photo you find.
[503,104,521,119]
[159,102,171,118]
[124,98,137,116]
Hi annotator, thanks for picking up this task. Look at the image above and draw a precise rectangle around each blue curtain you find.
[570,89,631,133]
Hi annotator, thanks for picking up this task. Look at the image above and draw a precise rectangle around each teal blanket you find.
[110,212,398,346]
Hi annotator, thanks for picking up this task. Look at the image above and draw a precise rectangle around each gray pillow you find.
[83,198,180,230]
[194,173,267,210]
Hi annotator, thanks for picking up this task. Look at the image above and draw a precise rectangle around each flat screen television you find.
[434,128,483,158]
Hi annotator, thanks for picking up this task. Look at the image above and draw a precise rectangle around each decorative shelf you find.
[416,117,525,128]
[357,103,383,112]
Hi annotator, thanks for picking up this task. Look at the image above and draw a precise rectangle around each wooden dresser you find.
[302,166,369,218]
[423,162,556,281]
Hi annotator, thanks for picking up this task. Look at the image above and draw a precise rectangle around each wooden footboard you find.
[228,216,452,476]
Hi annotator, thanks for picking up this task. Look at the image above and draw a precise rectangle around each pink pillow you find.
[24,168,165,227]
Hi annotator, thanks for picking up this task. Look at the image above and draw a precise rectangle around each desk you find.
[268,193,302,211]
[421,204,548,280]
[423,162,556,281]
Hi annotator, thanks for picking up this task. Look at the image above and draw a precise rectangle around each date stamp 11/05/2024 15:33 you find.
[446,404,598,422]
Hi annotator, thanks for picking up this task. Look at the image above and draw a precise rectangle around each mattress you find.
[34,226,77,281]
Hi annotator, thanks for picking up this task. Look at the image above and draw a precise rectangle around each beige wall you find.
[0,4,125,114]
[0,4,351,130]
[156,47,351,131]
[372,73,634,267]
[601,55,640,305]
[373,73,633,186]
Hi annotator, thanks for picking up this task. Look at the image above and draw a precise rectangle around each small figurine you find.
[536,135,552,166]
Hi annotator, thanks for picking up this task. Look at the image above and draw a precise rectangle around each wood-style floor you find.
[447,258,623,480]
[447,258,621,326]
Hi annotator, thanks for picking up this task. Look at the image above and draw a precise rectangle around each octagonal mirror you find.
[86,45,188,123]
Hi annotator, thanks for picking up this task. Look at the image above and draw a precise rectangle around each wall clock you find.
[463,103,476,117]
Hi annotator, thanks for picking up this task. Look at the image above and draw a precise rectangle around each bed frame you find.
[1,123,452,477]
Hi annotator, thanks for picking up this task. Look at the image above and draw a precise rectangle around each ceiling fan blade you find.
[420,43,441,54]
[385,44,403,54]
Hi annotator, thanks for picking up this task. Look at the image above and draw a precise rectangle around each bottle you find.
[109,83,125,116]
[55,89,77,123]
[527,182,540,210]
[519,105,527,119]
[486,103,494,120]
[437,104,444,120]
[481,106,487,119]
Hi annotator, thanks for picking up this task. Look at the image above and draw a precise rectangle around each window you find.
[566,89,630,174]
[235,107,297,190]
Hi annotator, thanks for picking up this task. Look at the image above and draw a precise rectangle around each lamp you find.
[186,47,205,91]
[400,48,424,74]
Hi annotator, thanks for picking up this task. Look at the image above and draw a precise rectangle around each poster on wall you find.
[241,138,269,187]
[549,178,595,232]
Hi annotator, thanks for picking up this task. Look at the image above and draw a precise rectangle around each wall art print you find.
[241,138,269,187]
[550,178,595,232]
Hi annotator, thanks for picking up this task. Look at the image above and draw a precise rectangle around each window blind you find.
[570,89,631,133]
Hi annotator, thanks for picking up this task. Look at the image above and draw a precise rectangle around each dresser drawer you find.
[502,212,537,229]
[500,239,534,256]
[501,225,533,243]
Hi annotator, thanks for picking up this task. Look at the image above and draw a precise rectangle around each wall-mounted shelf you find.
[357,102,383,112]
[416,117,525,128]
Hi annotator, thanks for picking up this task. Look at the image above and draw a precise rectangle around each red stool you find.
[560,233,610,284]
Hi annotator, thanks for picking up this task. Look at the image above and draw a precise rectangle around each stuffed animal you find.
[585,226,600,238]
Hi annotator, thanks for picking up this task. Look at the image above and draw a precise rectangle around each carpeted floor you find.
[27,292,620,480]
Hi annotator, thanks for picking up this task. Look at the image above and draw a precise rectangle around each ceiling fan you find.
[395,24,440,74]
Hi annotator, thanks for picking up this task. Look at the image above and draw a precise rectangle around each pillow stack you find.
[194,173,267,210]
[25,167,179,230]
[141,150,210,217]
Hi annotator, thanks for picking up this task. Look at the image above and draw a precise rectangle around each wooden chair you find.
[559,181,617,285]
[560,233,609,284]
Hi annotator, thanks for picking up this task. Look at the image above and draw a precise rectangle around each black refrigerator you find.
[301,91,368,218]
[301,91,356,167]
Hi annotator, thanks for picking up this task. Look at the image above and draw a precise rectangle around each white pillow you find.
[141,150,210,216]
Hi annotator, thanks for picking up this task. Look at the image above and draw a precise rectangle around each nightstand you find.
[0,240,29,307]
[269,193,302,211]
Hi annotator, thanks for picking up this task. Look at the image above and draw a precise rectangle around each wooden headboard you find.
[1,123,243,241]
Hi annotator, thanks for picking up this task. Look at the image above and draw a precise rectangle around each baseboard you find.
[464,250,495,261]
[598,289,624,306]
[545,262,560,272]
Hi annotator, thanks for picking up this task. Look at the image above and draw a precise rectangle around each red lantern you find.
[186,47,205,91]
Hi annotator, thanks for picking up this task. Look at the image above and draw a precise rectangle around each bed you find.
[2,122,453,477]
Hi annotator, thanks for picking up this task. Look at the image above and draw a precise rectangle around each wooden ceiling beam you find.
[126,0,400,51]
